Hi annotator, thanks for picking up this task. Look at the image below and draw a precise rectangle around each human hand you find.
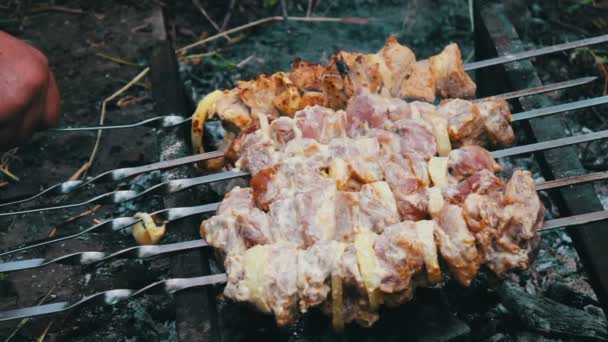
[0,31,60,151]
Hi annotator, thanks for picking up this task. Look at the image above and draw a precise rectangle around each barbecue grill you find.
[2,3,608,340]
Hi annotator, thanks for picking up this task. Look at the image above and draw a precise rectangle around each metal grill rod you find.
[464,34,608,71]
[49,77,598,132]
[2,95,606,210]
[2,207,608,322]
[2,168,608,262]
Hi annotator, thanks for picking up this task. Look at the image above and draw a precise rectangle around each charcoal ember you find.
[497,282,608,341]
[203,177,250,203]
[113,171,163,218]
[545,281,600,309]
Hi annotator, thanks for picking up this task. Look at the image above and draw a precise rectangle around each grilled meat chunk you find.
[399,59,436,102]
[295,105,347,143]
[434,204,481,286]
[462,170,542,276]
[201,109,543,329]
[447,145,502,181]
[429,43,476,98]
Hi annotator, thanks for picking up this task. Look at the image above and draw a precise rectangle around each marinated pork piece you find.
[376,36,417,97]
[238,72,303,118]
[399,59,436,102]
[393,119,437,160]
[499,170,543,273]
[208,88,252,130]
[234,132,277,175]
[223,242,300,326]
[334,182,401,241]
[429,43,477,98]
[462,170,543,276]
[295,105,347,143]
[374,222,425,294]
[322,51,385,109]
[269,116,296,147]
[447,145,502,181]
[434,204,481,286]
[298,240,347,312]
[442,169,505,204]
[476,97,515,147]
[345,88,412,136]
[201,187,273,254]
[437,99,485,147]
[289,58,325,91]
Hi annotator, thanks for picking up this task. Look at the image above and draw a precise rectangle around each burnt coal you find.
[497,282,608,341]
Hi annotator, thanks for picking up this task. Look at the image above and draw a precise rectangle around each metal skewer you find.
[0,273,228,322]
[48,77,597,132]
[49,114,191,132]
[2,206,608,322]
[0,240,208,273]
[0,203,219,258]
[0,150,224,208]
[0,171,244,217]
[464,34,608,71]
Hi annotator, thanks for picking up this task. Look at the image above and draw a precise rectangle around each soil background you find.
[0,0,606,341]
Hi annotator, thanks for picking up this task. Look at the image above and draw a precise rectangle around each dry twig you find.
[191,0,233,42]
[68,67,150,180]
[221,0,237,32]
[96,52,143,67]
[36,321,53,342]
[0,148,19,182]
[177,15,376,54]
[29,5,83,14]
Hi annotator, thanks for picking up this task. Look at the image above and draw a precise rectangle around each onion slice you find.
[331,273,344,332]
[191,90,223,156]
[131,212,166,245]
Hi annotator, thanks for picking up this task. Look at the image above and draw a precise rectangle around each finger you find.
[43,70,61,128]
[16,87,47,145]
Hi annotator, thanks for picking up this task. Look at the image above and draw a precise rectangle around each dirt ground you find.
[0,0,607,341]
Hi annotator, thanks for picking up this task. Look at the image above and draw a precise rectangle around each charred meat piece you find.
[429,43,476,98]
[376,36,417,97]
[399,59,436,103]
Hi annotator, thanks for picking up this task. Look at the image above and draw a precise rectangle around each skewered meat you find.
[200,105,543,328]
[192,36,482,162]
